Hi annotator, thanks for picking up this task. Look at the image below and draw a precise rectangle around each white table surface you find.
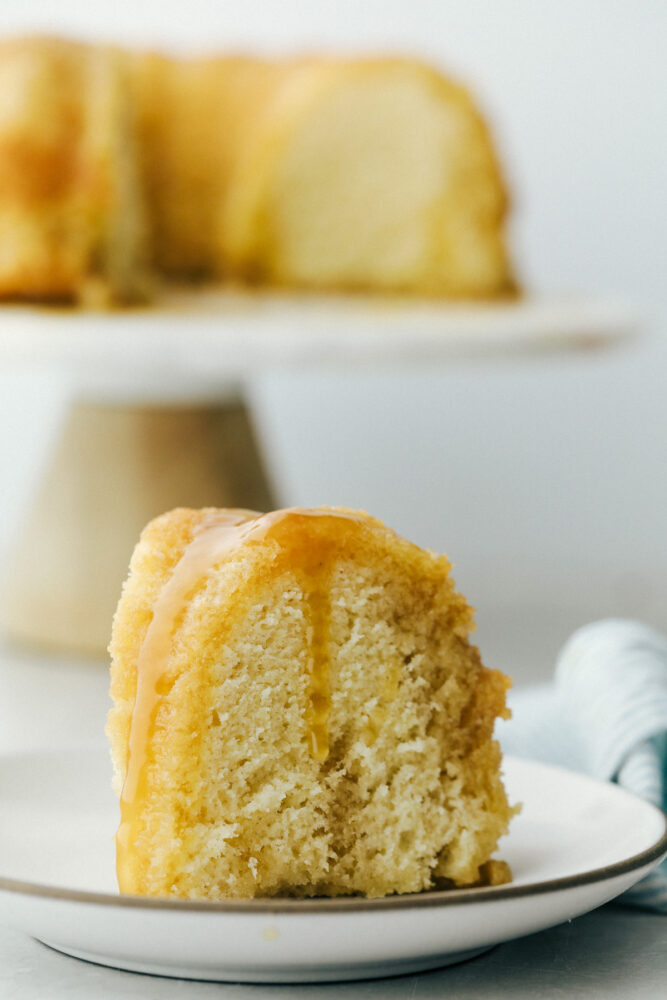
[0,641,664,997]
[0,907,664,1000]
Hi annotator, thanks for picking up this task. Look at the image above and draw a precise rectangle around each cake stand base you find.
[2,400,275,657]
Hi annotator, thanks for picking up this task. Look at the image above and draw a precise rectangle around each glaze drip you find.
[116,508,258,890]
[303,583,331,762]
[116,507,365,890]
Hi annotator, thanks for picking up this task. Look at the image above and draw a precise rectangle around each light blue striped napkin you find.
[497,619,667,912]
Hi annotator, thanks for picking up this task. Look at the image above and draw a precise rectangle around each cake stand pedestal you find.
[0,288,636,657]
[2,401,274,653]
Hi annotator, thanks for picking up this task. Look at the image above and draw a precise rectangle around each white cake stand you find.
[0,288,637,656]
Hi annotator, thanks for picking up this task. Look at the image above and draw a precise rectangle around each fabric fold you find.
[498,619,667,913]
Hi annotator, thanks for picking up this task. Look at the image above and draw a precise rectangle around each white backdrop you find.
[0,1,665,680]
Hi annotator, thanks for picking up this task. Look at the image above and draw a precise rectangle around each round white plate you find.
[0,746,664,983]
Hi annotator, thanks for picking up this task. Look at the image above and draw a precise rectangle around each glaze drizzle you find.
[116,507,365,890]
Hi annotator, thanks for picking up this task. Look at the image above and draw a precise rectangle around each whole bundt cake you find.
[0,38,514,304]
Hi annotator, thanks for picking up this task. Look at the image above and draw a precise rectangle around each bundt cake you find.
[107,506,515,900]
[0,37,515,304]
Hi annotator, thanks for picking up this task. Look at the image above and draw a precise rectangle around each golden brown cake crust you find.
[0,36,151,304]
[108,506,515,900]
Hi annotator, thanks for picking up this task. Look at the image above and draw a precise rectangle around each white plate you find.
[0,746,664,983]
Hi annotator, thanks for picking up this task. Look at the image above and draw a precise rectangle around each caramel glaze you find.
[364,670,400,746]
[117,506,367,891]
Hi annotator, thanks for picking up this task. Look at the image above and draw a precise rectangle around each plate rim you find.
[1,753,665,914]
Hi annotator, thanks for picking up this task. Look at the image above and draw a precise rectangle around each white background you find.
[0,1,665,681]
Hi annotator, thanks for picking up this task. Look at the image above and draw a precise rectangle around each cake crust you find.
[0,36,150,304]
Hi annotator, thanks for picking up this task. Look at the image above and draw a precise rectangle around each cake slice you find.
[107,506,514,899]
[0,37,151,305]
